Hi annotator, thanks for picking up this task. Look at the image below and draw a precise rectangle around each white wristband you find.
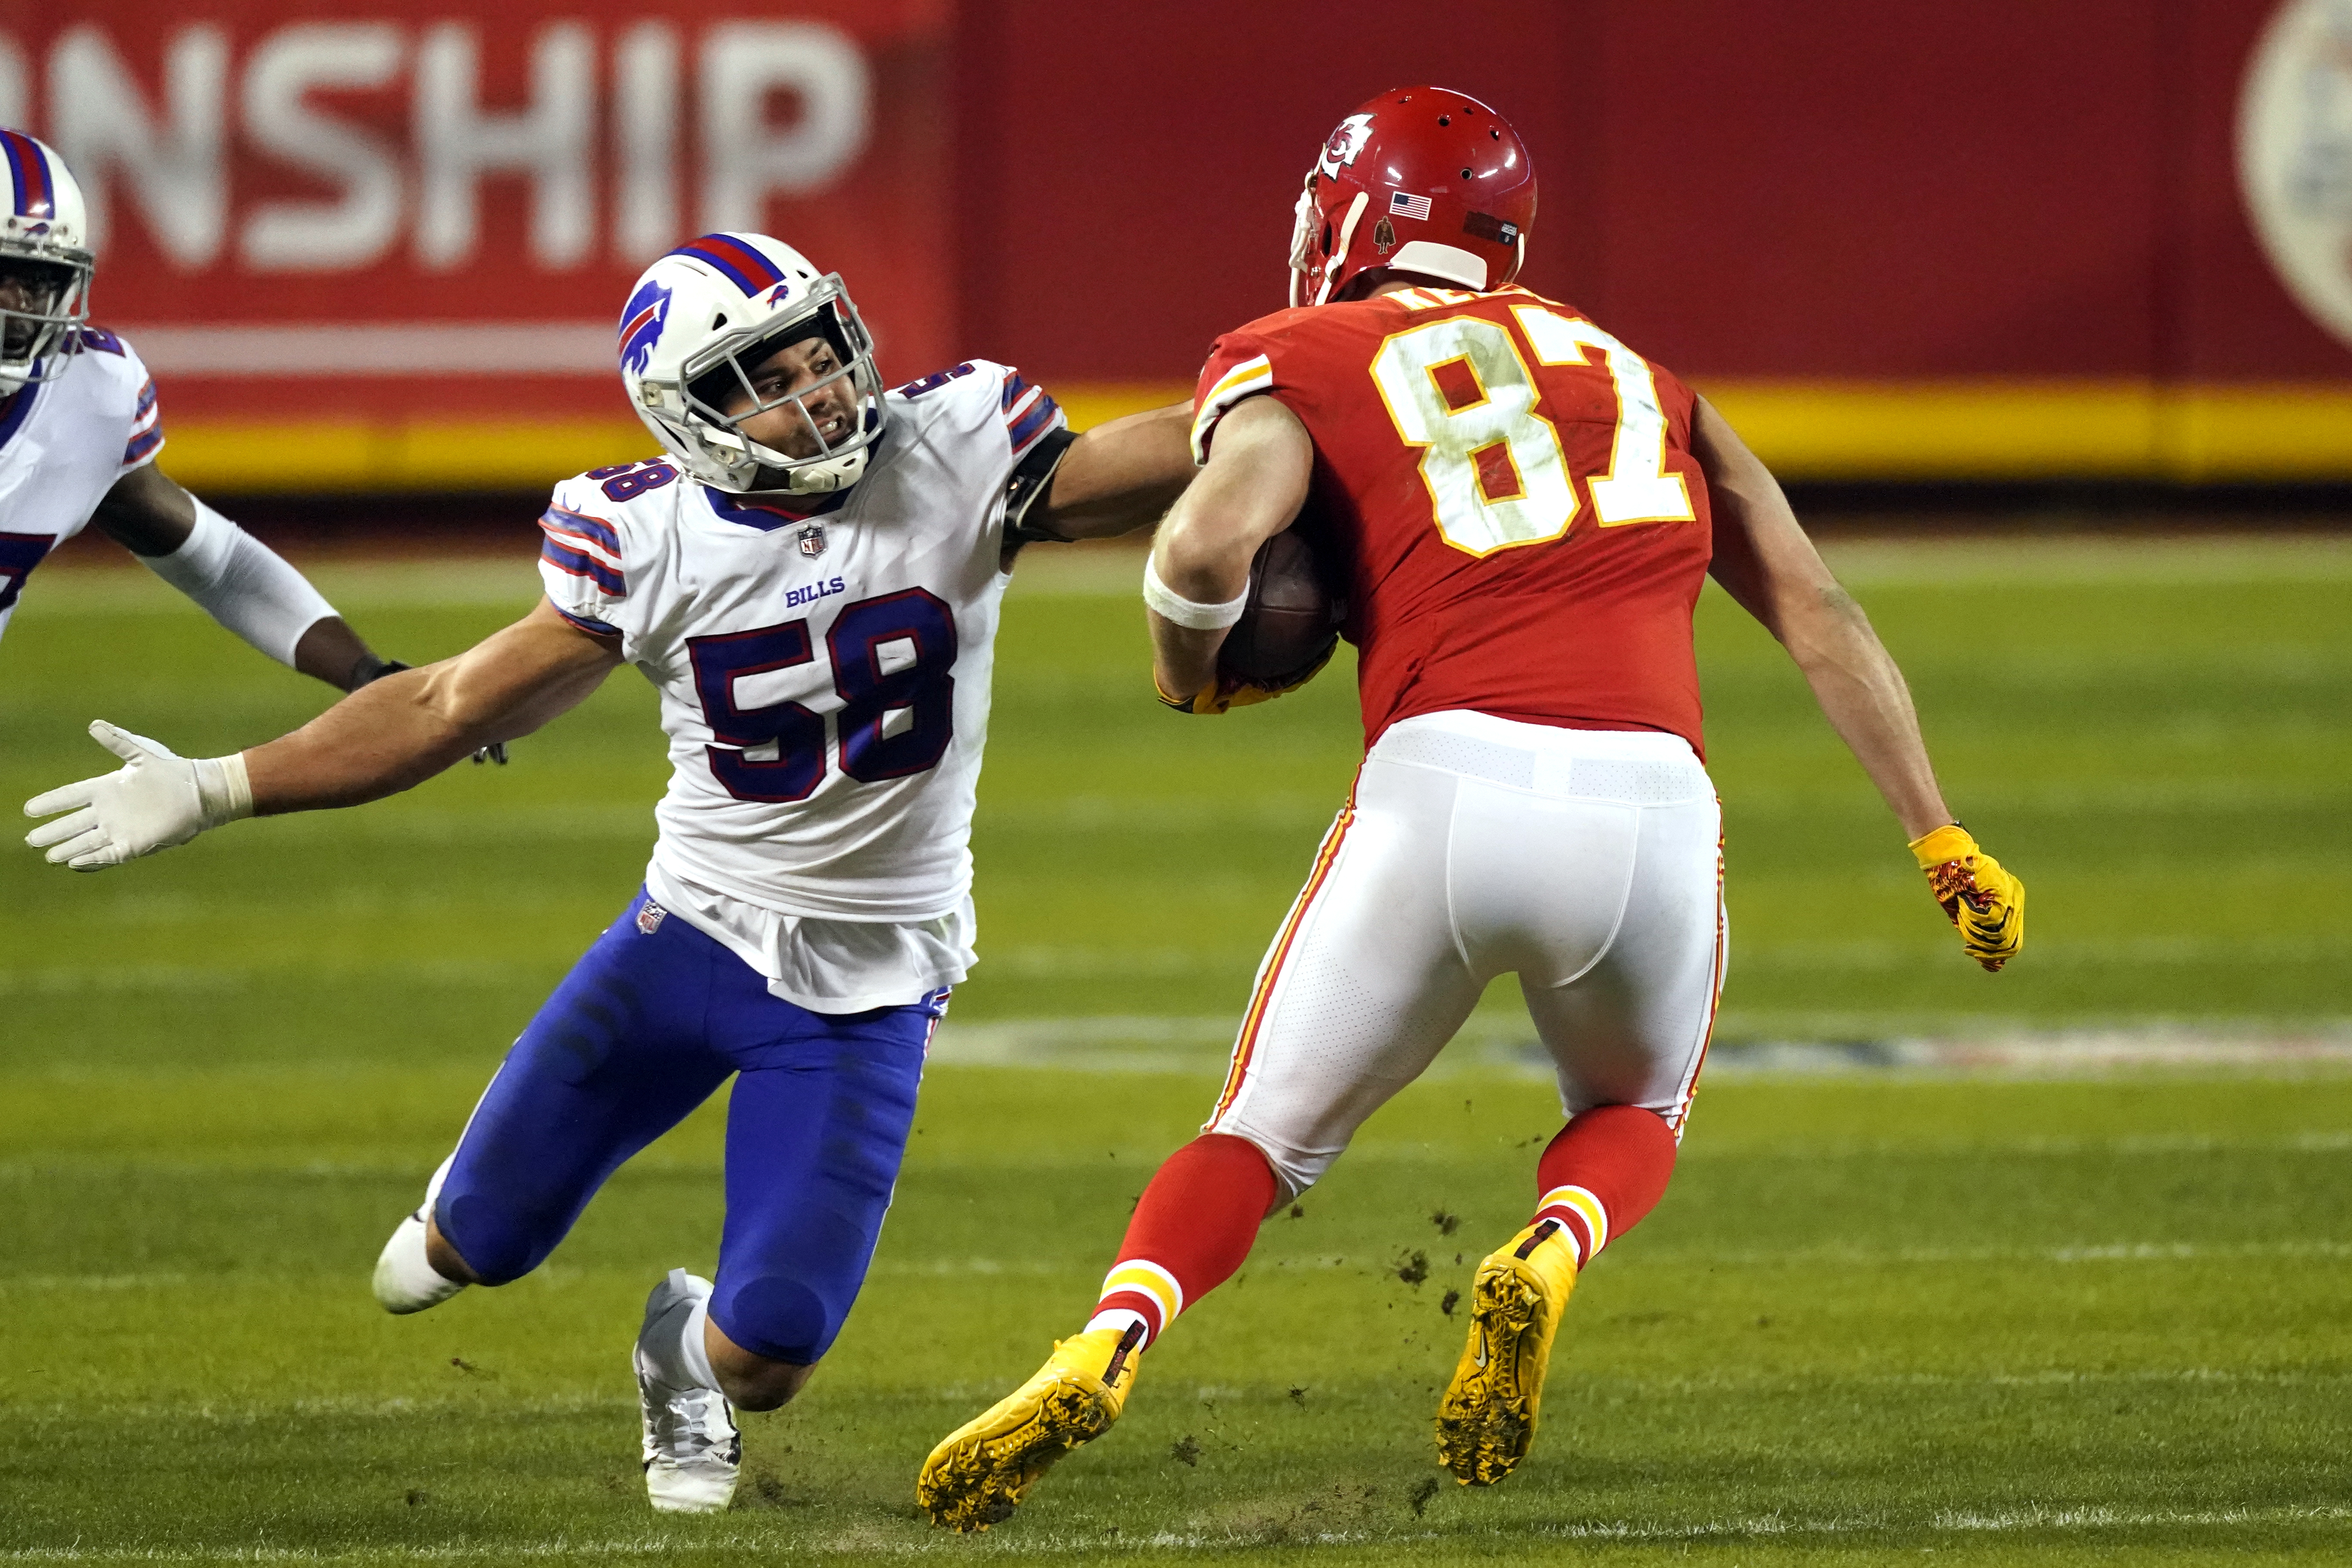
[192,752,254,828]
[1142,556,1249,630]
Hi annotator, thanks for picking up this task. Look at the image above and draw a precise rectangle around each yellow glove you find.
[1908,824,2025,973]
[1155,643,1334,715]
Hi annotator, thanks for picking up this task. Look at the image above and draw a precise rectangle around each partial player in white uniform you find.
[0,129,400,693]
[21,230,1195,1513]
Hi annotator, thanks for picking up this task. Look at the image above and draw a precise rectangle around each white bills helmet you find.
[0,130,94,394]
[616,233,886,495]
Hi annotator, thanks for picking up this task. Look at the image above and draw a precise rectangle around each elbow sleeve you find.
[141,500,339,669]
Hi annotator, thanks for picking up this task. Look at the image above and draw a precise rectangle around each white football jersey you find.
[537,359,1064,951]
[0,330,164,647]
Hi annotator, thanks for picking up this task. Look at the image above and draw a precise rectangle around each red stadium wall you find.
[961,0,2352,482]
[7,0,2351,490]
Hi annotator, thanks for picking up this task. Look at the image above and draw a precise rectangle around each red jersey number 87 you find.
[1368,289,1695,558]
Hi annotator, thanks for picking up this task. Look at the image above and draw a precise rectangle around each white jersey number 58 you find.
[1368,296,1695,558]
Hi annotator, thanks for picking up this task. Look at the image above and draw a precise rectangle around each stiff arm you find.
[1023,401,1200,543]
[24,600,619,869]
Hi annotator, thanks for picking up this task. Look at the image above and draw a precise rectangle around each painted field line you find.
[924,1018,2352,1076]
[4,1502,2346,1560]
[5,1393,636,1425]
[1816,533,2352,586]
[22,561,544,614]
[1743,936,2352,972]
[253,805,657,845]
[1502,1500,2352,1545]
[0,959,548,998]
[1618,1238,2352,1271]
[1000,536,2352,600]
[1572,1364,2352,1398]
[5,1238,2348,1302]
[1733,778,2352,815]
[24,537,2351,620]
[13,1362,2341,1429]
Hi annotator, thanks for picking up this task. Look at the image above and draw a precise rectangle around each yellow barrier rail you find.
[153,381,2352,493]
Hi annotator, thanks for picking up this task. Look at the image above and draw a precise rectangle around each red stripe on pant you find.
[1208,798,1356,1125]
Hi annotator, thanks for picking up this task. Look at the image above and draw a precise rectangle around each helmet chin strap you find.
[1287,180,1319,309]
[1310,191,1371,307]
[757,447,868,496]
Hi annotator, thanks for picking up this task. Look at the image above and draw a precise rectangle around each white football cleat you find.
[636,1269,741,1514]
[372,1155,468,1315]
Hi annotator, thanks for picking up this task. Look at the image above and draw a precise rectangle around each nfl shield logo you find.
[798,523,828,558]
[636,901,667,935]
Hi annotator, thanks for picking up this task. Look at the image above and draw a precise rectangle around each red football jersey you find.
[1191,285,1715,756]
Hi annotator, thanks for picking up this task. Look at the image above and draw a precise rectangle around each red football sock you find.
[1085,1133,1277,1347]
[1527,1105,1678,1267]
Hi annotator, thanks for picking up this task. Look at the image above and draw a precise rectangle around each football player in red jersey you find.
[919,87,2025,1529]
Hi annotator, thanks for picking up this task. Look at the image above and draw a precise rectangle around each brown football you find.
[1218,528,1343,684]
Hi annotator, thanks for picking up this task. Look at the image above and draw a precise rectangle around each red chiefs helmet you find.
[1288,87,1536,308]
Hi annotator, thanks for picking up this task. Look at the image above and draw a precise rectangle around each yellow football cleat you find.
[1435,1218,1581,1485]
[917,1323,1145,1532]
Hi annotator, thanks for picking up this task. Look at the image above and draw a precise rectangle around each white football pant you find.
[1206,709,1727,1202]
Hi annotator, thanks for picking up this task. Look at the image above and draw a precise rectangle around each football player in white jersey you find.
[0,130,399,691]
[22,229,1194,1512]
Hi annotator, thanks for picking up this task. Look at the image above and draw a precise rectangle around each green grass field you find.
[1,535,2347,1563]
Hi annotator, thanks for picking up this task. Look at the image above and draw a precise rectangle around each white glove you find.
[22,721,252,871]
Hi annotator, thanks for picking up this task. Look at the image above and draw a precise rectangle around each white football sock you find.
[421,1152,453,1218]
[372,1154,467,1314]
[642,1271,721,1391]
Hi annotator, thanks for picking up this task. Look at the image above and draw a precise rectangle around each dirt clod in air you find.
[1171,1434,1201,1467]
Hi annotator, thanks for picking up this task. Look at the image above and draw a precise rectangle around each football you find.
[1217,528,1344,684]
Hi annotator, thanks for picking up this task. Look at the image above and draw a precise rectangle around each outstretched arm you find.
[91,463,389,691]
[24,599,620,869]
[245,598,618,811]
[1026,401,1198,541]
[1693,394,2023,970]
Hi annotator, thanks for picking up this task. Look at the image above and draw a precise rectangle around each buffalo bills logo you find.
[617,278,673,376]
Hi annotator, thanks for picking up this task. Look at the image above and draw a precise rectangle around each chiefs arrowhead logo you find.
[1317,113,1376,179]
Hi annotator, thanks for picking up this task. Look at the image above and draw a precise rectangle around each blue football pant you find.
[433,888,942,1364]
